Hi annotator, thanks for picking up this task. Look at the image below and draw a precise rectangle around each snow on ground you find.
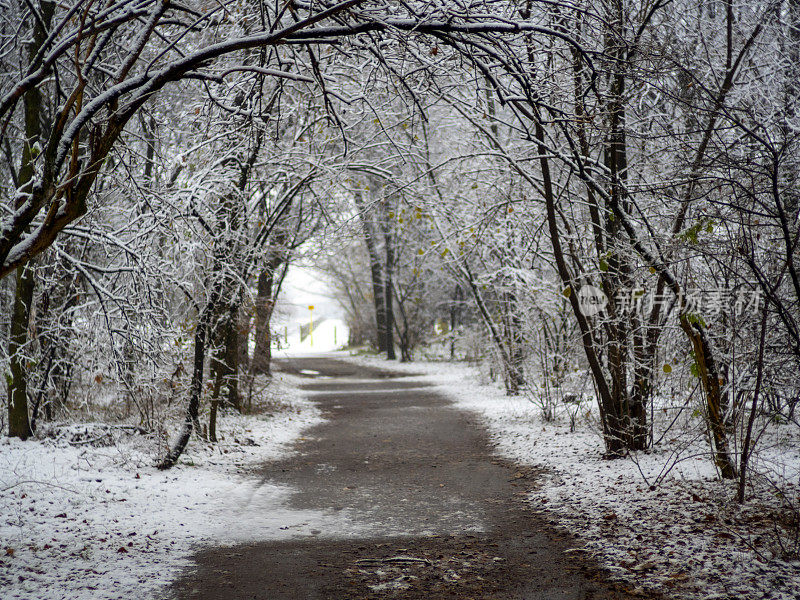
[4,348,799,599]
[348,352,800,600]
[0,373,362,600]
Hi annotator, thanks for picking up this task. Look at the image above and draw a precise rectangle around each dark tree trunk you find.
[6,2,54,439]
[390,283,413,362]
[159,288,218,469]
[461,263,520,391]
[29,345,55,433]
[354,189,388,352]
[238,306,250,371]
[252,255,282,375]
[629,322,651,450]
[538,106,626,457]
[738,306,769,501]
[7,263,35,439]
[449,284,463,360]
[384,228,396,360]
[208,294,242,441]
[680,315,737,479]
[501,289,524,396]
[221,298,241,410]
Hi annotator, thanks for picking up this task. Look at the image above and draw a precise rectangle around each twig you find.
[1,480,79,494]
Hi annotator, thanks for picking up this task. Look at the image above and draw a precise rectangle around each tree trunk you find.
[6,2,55,439]
[449,284,462,360]
[680,314,737,479]
[208,305,240,443]
[384,227,397,360]
[252,256,282,375]
[7,263,35,439]
[223,301,241,410]
[390,283,413,362]
[460,262,521,392]
[629,322,651,450]
[501,289,524,395]
[353,189,388,352]
[238,305,251,371]
[538,110,625,457]
[208,293,242,443]
[738,306,769,501]
[603,0,647,451]
[159,289,218,469]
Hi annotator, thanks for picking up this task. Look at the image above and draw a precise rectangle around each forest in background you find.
[0,0,798,554]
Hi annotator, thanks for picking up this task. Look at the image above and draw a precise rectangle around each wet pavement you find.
[170,356,641,599]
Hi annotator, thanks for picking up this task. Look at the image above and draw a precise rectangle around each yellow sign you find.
[308,306,314,346]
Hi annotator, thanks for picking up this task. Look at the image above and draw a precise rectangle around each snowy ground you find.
[0,374,329,600]
[349,352,800,600]
[3,350,799,599]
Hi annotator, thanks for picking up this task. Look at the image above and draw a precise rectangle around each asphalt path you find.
[170,356,640,599]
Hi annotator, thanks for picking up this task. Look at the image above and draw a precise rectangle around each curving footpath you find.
[170,356,641,600]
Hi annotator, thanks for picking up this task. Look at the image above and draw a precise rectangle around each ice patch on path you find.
[210,480,373,544]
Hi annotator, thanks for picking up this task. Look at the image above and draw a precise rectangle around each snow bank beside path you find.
[0,374,324,600]
[347,353,800,600]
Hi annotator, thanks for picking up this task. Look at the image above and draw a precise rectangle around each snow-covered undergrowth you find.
[349,352,800,600]
[0,374,324,600]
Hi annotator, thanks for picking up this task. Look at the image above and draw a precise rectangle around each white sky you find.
[274,264,344,325]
